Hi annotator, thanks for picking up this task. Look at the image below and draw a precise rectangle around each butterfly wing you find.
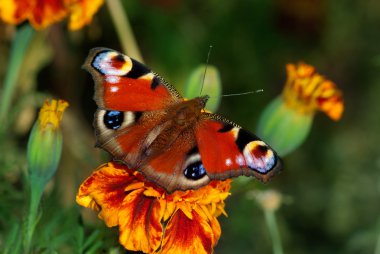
[83,47,182,111]
[84,48,182,166]
[138,127,212,192]
[194,113,282,182]
[136,113,281,193]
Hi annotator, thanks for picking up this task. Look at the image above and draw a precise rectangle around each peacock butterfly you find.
[83,48,282,193]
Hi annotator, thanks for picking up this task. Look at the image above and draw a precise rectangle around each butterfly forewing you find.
[83,47,182,111]
[195,113,281,182]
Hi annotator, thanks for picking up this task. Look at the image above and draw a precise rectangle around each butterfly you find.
[83,48,282,193]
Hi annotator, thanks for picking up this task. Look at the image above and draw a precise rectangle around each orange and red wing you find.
[83,47,182,111]
[195,114,282,182]
[84,48,183,168]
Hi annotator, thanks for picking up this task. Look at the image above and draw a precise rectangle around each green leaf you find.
[0,24,34,133]
[3,223,22,254]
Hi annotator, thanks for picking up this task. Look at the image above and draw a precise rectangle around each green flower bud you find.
[27,99,68,186]
[257,63,343,156]
[184,64,222,112]
[257,96,313,157]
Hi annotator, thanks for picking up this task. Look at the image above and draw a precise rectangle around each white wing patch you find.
[92,51,132,76]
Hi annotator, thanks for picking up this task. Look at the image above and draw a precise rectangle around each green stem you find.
[375,228,380,254]
[23,181,44,253]
[264,210,284,254]
[106,0,143,62]
[0,25,34,133]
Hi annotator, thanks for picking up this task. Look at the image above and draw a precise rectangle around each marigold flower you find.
[38,99,69,130]
[76,162,231,254]
[257,62,344,156]
[282,62,343,121]
[27,99,68,184]
[25,99,68,252]
[0,0,104,30]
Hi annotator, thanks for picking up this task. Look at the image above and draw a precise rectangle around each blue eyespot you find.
[103,110,124,130]
[184,161,207,180]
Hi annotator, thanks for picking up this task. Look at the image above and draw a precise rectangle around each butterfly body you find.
[84,48,282,193]
[137,96,208,161]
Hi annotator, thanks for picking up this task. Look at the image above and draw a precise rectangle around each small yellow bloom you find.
[27,99,68,185]
[0,0,104,30]
[76,162,231,254]
[283,62,344,120]
[39,99,69,131]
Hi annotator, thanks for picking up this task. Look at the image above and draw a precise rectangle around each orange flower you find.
[0,0,104,30]
[282,63,344,120]
[76,162,231,254]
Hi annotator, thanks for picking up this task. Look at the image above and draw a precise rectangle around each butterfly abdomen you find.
[143,98,204,159]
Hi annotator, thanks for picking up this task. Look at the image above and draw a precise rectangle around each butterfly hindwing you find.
[94,109,167,167]
[139,128,211,192]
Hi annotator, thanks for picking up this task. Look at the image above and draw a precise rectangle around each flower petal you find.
[161,209,218,254]
[283,62,344,120]
[0,0,68,29]
[76,163,135,227]
[0,0,30,25]
[118,189,165,253]
[316,81,343,121]
[67,0,104,30]
[30,0,68,29]
[0,0,103,30]
[39,99,69,130]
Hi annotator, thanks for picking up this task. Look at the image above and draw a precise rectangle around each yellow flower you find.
[76,162,231,254]
[0,0,104,30]
[27,99,68,185]
[282,62,344,120]
[38,99,69,130]
[25,99,68,252]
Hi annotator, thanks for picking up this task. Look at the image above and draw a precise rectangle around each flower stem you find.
[375,227,380,254]
[106,0,143,62]
[264,210,284,254]
[23,180,44,253]
[0,24,34,133]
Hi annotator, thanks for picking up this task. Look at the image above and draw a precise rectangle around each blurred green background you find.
[1,0,380,253]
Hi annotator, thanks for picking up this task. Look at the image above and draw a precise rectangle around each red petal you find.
[76,163,135,227]
[118,189,165,253]
[161,209,218,254]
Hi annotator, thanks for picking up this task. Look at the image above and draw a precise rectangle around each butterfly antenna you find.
[221,89,264,97]
[199,45,213,96]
